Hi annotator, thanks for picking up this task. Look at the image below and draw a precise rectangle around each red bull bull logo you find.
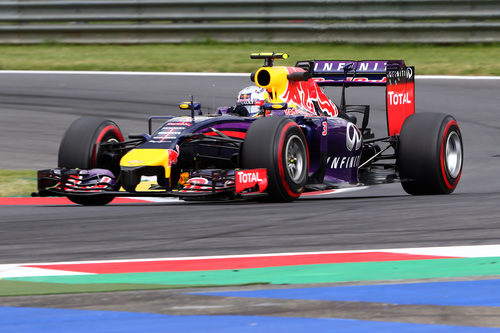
[168,145,180,165]
[238,93,251,104]
[281,68,338,116]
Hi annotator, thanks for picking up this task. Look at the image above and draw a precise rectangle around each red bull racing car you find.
[34,52,463,205]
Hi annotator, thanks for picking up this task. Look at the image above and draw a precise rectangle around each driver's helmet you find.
[236,86,268,116]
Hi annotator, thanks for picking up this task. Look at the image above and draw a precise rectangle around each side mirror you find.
[179,102,202,115]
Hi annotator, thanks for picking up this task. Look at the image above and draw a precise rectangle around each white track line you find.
[2,244,500,268]
[0,70,499,80]
[0,266,92,278]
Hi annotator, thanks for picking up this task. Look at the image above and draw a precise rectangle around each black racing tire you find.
[241,117,308,202]
[58,117,124,170]
[398,112,463,195]
[58,117,124,205]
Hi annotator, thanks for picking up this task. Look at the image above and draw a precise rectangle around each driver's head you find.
[236,86,268,117]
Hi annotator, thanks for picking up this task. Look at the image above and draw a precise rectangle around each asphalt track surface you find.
[0,72,499,264]
[1,72,500,330]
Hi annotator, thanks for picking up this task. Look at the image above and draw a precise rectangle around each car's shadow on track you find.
[39,194,414,208]
[36,189,480,208]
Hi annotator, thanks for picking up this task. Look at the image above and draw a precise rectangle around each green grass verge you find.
[0,170,36,197]
[0,279,266,297]
[0,43,499,75]
[0,279,178,297]
[0,279,232,297]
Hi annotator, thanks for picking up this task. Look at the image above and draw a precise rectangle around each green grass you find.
[0,42,499,75]
[0,170,36,197]
[0,279,266,297]
[0,279,176,296]
[0,279,236,297]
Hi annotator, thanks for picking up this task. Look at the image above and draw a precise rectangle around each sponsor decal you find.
[152,128,178,142]
[158,127,186,132]
[327,155,361,169]
[151,124,191,143]
[238,93,251,104]
[168,145,180,165]
[235,169,268,193]
[281,68,338,117]
[346,123,362,151]
[101,176,112,183]
[317,77,387,85]
[186,177,209,185]
[406,67,414,80]
[126,160,145,166]
[387,67,414,81]
[157,131,182,135]
[386,66,415,136]
[167,122,192,126]
[387,91,412,106]
[314,61,388,73]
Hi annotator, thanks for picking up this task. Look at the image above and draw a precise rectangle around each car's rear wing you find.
[296,59,415,136]
[296,59,405,87]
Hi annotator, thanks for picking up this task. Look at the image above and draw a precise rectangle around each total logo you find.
[238,171,262,183]
[235,169,268,193]
[388,91,412,106]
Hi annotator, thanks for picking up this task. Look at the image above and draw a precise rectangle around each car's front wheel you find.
[58,117,124,205]
[241,117,308,202]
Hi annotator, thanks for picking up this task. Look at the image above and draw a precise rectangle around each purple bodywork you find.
[140,113,361,186]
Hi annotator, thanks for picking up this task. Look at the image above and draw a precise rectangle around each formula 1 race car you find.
[34,52,463,205]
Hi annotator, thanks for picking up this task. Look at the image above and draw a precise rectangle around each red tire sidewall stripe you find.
[92,125,124,168]
[277,122,305,198]
[440,120,462,190]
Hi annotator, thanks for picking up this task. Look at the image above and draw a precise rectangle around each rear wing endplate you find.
[296,59,415,136]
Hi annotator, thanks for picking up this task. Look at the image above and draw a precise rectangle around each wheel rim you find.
[285,135,306,183]
[445,131,462,178]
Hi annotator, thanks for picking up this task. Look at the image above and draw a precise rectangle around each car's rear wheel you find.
[398,112,463,195]
[241,117,308,202]
[58,117,124,205]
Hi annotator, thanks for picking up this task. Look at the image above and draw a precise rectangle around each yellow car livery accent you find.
[254,66,289,102]
[120,148,177,179]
